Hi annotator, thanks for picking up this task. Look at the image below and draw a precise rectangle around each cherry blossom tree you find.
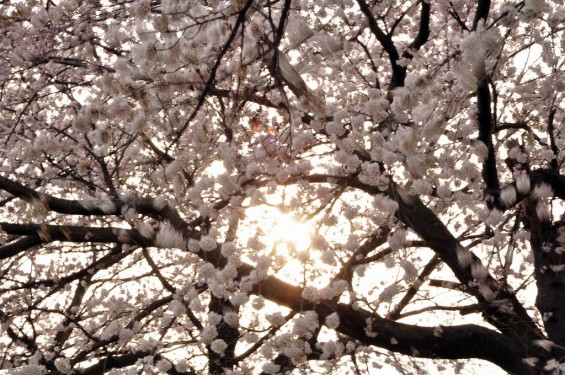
[0,0,564,374]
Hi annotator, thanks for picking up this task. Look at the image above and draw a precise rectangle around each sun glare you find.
[271,214,312,255]
[241,206,314,284]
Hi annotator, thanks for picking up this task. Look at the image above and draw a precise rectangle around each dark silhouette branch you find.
[476,77,500,195]
[388,254,442,320]
[356,0,406,91]
[472,0,491,30]
[175,0,255,142]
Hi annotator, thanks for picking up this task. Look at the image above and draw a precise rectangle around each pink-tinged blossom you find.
[321,249,336,265]
[79,198,116,214]
[210,339,228,355]
[401,259,418,282]
[319,280,348,300]
[188,239,200,253]
[321,340,343,359]
[391,87,413,111]
[536,201,551,222]
[266,312,286,326]
[278,53,307,96]
[486,209,503,227]
[130,0,151,17]
[543,359,560,371]
[189,297,204,313]
[316,33,343,57]
[287,18,314,49]
[325,313,340,329]
[359,162,382,185]
[534,339,554,351]
[200,325,218,345]
[384,254,396,269]
[471,261,488,281]
[223,311,239,327]
[405,154,428,178]
[174,360,190,373]
[364,318,378,338]
[262,363,281,374]
[156,360,172,372]
[13,365,48,375]
[135,222,155,239]
[478,282,494,302]
[436,184,452,199]
[373,194,399,215]
[155,222,186,249]
[221,242,236,258]
[454,62,478,92]
[199,235,217,252]
[100,320,121,340]
[281,340,307,365]
[54,358,71,374]
[302,286,320,302]
[531,183,554,200]
[346,341,356,352]
[198,263,217,280]
[473,140,488,162]
[523,0,545,15]
[251,296,265,310]
[515,173,531,194]
[152,196,168,210]
[412,179,433,196]
[326,121,347,137]
[165,159,184,177]
[500,186,517,208]
[169,300,186,317]
[522,357,539,367]
[379,283,400,303]
[456,245,473,268]
[119,328,134,343]
[230,292,249,306]
[293,311,319,339]
[219,264,238,283]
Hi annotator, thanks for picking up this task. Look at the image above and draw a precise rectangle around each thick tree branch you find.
[493,169,565,211]
[0,174,192,235]
[0,215,534,373]
[356,0,405,91]
[0,236,43,260]
[245,265,531,375]
[472,0,491,30]
[402,1,430,59]
[0,222,153,247]
[344,178,545,350]
[476,77,500,195]
[522,199,565,352]
[547,107,559,172]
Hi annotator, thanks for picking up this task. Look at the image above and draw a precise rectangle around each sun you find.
[244,206,312,256]
[270,213,312,255]
[241,206,313,284]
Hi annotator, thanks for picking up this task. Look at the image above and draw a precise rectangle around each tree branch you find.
[476,77,500,196]
[175,0,255,142]
[472,0,491,30]
[402,1,430,59]
[388,254,441,320]
[356,0,405,91]
[247,266,531,375]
